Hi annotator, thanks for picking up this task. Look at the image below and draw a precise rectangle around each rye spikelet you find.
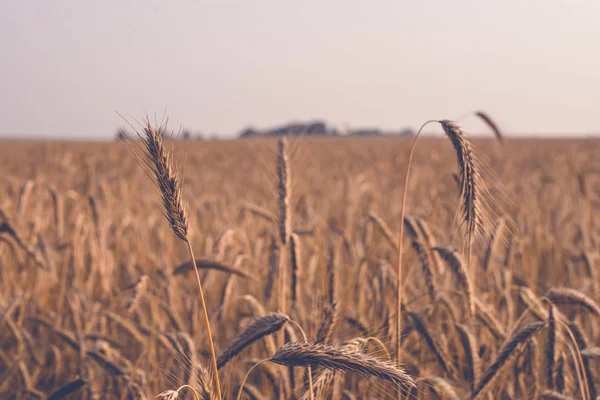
[545,287,600,319]
[277,138,290,245]
[580,347,600,360]
[433,246,474,317]
[197,365,217,400]
[47,378,87,400]
[411,240,437,302]
[407,311,455,378]
[414,217,442,274]
[473,297,506,340]
[326,241,336,305]
[125,274,148,313]
[290,233,301,304]
[173,258,250,279]
[241,202,277,224]
[367,212,398,250]
[482,218,506,271]
[315,301,340,345]
[0,209,47,270]
[472,321,546,400]
[302,368,337,400]
[217,312,289,369]
[271,342,415,389]
[540,390,574,400]
[419,376,460,400]
[300,338,368,400]
[264,235,279,304]
[455,323,480,391]
[474,111,503,143]
[402,216,421,240]
[555,352,565,393]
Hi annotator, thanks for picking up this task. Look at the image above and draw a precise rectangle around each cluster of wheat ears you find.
[0,113,599,399]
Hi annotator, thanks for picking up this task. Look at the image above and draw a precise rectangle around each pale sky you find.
[1,1,599,139]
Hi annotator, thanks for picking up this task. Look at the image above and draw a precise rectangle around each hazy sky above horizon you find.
[1,1,600,139]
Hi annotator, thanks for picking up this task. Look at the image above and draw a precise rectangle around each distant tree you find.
[240,127,260,138]
[352,128,382,136]
[182,130,191,140]
[305,121,328,135]
[399,127,415,137]
[116,129,129,141]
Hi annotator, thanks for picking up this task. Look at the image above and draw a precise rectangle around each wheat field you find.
[1,131,599,399]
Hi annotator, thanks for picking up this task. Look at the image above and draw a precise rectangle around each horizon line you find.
[1,132,599,142]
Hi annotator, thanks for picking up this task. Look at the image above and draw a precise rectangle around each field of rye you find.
[0,121,599,399]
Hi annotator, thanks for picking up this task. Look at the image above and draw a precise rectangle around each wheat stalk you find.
[396,119,487,374]
[131,117,222,399]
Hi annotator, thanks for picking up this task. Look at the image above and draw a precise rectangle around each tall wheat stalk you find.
[131,117,222,399]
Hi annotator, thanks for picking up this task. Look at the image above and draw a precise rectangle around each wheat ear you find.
[545,287,600,319]
[217,312,289,369]
[271,342,415,389]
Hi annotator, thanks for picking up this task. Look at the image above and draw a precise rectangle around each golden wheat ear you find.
[439,120,486,240]
[137,118,190,241]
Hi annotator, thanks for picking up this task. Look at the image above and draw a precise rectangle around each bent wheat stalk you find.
[396,120,487,375]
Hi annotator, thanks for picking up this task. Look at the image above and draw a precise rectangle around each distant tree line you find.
[240,120,415,138]
[116,120,415,141]
[116,129,204,141]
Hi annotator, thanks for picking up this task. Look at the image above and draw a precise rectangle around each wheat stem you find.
[185,240,222,400]
[396,120,438,373]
